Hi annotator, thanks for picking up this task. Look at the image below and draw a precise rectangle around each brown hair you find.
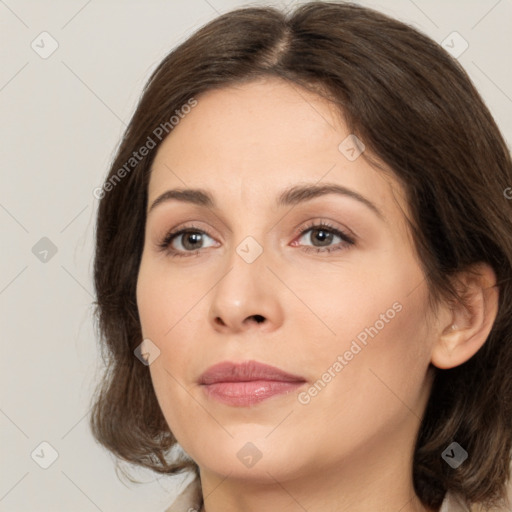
[89,1,512,509]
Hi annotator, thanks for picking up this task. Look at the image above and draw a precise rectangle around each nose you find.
[208,241,285,335]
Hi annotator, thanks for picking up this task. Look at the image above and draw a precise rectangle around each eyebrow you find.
[147,182,384,220]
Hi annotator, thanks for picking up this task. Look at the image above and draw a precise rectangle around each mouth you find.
[198,360,307,407]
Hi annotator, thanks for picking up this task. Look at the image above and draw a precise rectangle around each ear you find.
[431,263,499,370]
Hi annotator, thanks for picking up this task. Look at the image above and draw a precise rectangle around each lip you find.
[199,360,306,407]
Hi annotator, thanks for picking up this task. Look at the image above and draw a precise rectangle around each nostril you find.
[251,315,265,324]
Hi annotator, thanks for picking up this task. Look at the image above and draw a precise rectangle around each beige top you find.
[164,476,472,512]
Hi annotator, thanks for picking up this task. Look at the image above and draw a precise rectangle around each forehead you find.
[148,78,406,218]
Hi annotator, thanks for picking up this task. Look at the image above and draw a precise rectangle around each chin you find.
[185,432,305,482]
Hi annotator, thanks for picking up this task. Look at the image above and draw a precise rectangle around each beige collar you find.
[164,476,471,512]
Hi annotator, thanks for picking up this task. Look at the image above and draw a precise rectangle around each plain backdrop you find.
[1,0,511,511]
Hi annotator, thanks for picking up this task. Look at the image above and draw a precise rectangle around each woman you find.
[89,2,512,511]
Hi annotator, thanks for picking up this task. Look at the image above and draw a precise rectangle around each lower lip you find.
[201,380,305,406]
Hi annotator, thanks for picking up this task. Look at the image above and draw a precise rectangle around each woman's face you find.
[136,77,437,486]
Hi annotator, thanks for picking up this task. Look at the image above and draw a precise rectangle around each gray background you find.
[1,0,511,511]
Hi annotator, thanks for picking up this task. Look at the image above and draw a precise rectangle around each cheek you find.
[136,256,202,341]
[136,263,204,444]
[304,253,433,409]
[136,257,207,391]
[136,262,186,386]
[289,284,433,466]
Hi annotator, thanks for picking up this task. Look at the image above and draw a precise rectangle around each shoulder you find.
[163,481,496,512]
[163,476,202,512]
[439,492,473,512]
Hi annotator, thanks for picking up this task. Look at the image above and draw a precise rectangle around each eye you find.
[157,220,355,258]
[157,223,218,258]
[292,220,355,254]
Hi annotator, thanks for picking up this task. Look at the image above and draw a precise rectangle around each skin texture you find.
[136,77,498,512]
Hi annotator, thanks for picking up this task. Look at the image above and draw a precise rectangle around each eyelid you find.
[156,222,219,250]
[291,217,356,244]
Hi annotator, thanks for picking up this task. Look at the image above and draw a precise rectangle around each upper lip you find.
[199,360,306,385]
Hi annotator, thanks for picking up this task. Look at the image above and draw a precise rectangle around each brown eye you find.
[175,231,205,251]
[158,224,218,258]
[304,227,336,247]
[295,222,355,254]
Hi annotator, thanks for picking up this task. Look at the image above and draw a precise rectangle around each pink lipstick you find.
[198,360,306,407]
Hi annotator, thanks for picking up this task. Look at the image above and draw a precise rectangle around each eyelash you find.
[157,220,355,258]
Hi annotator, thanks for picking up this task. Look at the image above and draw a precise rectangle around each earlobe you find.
[431,263,499,370]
